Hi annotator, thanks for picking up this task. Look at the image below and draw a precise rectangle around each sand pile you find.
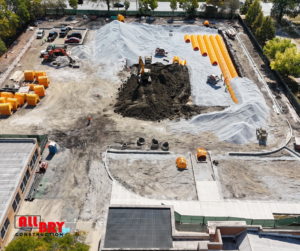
[72,45,91,60]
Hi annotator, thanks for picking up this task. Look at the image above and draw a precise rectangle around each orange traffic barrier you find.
[203,35,218,65]
[197,35,207,56]
[184,34,190,43]
[197,148,207,161]
[216,35,238,78]
[191,35,199,51]
[173,56,179,64]
[0,103,12,115]
[1,92,13,99]
[204,20,209,26]
[209,35,238,104]
[24,71,35,81]
[180,59,186,65]
[26,84,36,91]
[38,76,50,88]
[7,98,19,111]
[35,71,46,81]
[0,97,6,103]
[26,94,40,106]
[176,157,187,169]
[34,85,46,97]
[14,93,26,106]
[117,14,125,22]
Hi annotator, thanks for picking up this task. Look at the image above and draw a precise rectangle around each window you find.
[12,192,21,212]
[1,218,10,240]
[20,182,24,193]
[30,149,39,170]
[20,168,30,194]
[25,169,30,180]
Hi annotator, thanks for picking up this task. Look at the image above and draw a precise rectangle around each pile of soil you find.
[114,63,222,121]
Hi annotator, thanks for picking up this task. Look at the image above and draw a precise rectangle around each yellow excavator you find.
[137,56,151,83]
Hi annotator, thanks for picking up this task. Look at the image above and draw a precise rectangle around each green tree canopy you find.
[69,0,78,9]
[228,0,240,17]
[255,16,276,44]
[245,0,262,26]
[264,37,296,59]
[240,0,253,15]
[0,38,7,57]
[170,0,177,17]
[252,11,264,32]
[149,0,158,15]
[0,0,19,39]
[124,0,130,11]
[270,47,300,77]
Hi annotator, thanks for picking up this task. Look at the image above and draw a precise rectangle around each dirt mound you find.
[114,63,213,121]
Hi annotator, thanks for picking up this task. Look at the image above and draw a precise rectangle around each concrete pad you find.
[90,229,102,251]
[76,222,93,245]
[269,203,300,215]
[196,181,222,202]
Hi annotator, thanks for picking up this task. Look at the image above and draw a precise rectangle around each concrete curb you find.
[107,149,171,154]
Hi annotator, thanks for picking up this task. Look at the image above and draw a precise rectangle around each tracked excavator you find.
[137,56,151,83]
[43,48,77,66]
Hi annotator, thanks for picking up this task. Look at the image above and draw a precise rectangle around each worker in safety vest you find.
[225,85,228,93]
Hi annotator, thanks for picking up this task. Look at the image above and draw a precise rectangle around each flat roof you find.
[0,139,36,226]
[104,208,173,249]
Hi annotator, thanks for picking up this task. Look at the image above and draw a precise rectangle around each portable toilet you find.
[14,93,26,105]
[49,142,57,154]
[176,156,187,169]
[35,71,46,81]
[0,97,6,103]
[26,83,36,91]
[1,92,14,99]
[0,103,12,115]
[26,94,40,106]
[7,98,20,111]
[34,85,45,97]
[38,76,50,88]
[24,71,35,81]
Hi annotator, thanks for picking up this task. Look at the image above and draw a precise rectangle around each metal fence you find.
[238,15,300,117]
[175,211,300,229]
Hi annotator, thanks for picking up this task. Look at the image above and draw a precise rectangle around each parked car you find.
[37,30,44,39]
[65,25,73,30]
[114,2,124,7]
[48,17,54,22]
[83,15,88,19]
[67,32,82,39]
[47,31,58,42]
[71,15,75,20]
[59,27,69,37]
[65,37,80,43]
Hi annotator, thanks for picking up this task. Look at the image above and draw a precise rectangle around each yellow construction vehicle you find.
[137,56,151,83]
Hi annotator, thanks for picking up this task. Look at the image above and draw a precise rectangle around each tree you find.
[270,47,300,77]
[228,0,240,18]
[28,0,45,20]
[170,0,177,18]
[245,0,262,26]
[0,38,7,57]
[124,0,130,15]
[263,0,300,24]
[179,0,187,9]
[55,0,67,15]
[255,16,276,44]
[149,0,158,16]
[0,0,19,39]
[252,11,263,32]
[69,0,78,9]
[240,0,253,15]
[88,0,113,12]
[206,0,226,13]
[182,0,198,18]
[264,37,296,59]
[6,0,30,25]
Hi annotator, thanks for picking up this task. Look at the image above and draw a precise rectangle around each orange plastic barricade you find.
[26,83,36,91]
[176,157,187,169]
[26,94,40,106]
[7,98,19,111]
[35,71,46,81]
[209,35,238,104]
[34,85,46,97]
[203,35,218,65]
[216,35,238,78]
[180,59,186,65]
[173,56,179,64]
[0,103,12,115]
[0,97,6,103]
[184,34,190,43]
[24,71,35,81]
[1,92,14,99]
[191,35,199,51]
[38,76,50,88]
[14,93,26,105]
[117,14,125,22]
[197,35,208,56]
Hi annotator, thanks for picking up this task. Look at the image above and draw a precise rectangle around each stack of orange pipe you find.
[209,35,238,104]
[190,35,199,51]
[203,35,218,65]
[197,35,207,56]
[215,35,238,78]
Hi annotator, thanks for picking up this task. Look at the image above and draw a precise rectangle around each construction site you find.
[1,14,300,251]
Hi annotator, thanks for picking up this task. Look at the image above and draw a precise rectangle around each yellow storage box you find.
[0,97,7,103]
[35,71,46,81]
[24,70,35,81]
[34,85,45,97]
[26,83,37,91]
[26,94,40,106]
[0,103,12,115]
[14,93,26,105]
[176,157,187,169]
[38,76,50,88]
[1,92,14,99]
[7,98,20,111]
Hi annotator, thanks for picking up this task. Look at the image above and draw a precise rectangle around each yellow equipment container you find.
[26,83,37,91]
[173,56,179,64]
[197,148,207,161]
[34,85,46,97]
[180,59,186,66]
[197,35,208,56]
[184,34,190,43]
[191,34,199,51]
[1,92,14,99]
[26,94,40,106]
[204,20,209,26]
[7,98,19,111]
[203,35,218,66]
[24,70,35,81]
[35,71,46,81]
[38,76,50,88]
[176,157,187,169]
[209,35,238,104]
[215,35,238,79]
[14,93,26,106]
[117,14,125,22]
[0,103,12,115]
[0,97,6,103]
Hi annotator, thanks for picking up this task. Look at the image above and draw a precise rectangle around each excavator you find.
[137,56,151,83]
[43,48,76,66]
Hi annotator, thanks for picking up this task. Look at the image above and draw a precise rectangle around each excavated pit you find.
[114,63,225,121]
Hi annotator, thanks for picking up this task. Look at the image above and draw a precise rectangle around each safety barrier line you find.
[197,35,208,56]
[203,35,218,65]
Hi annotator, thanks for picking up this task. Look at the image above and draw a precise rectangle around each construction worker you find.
[220,74,223,80]
[87,116,91,126]
[225,85,228,93]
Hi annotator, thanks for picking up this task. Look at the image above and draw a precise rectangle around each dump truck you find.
[207,74,220,85]
[256,127,268,141]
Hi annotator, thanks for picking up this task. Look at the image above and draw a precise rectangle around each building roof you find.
[0,139,36,226]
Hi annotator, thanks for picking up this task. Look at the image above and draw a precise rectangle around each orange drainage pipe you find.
[203,35,218,65]
[191,35,199,51]
[197,35,208,56]
[209,35,238,104]
[216,35,238,78]
[184,34,190,42]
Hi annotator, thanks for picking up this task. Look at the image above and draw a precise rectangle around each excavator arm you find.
[139,56,144,75]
